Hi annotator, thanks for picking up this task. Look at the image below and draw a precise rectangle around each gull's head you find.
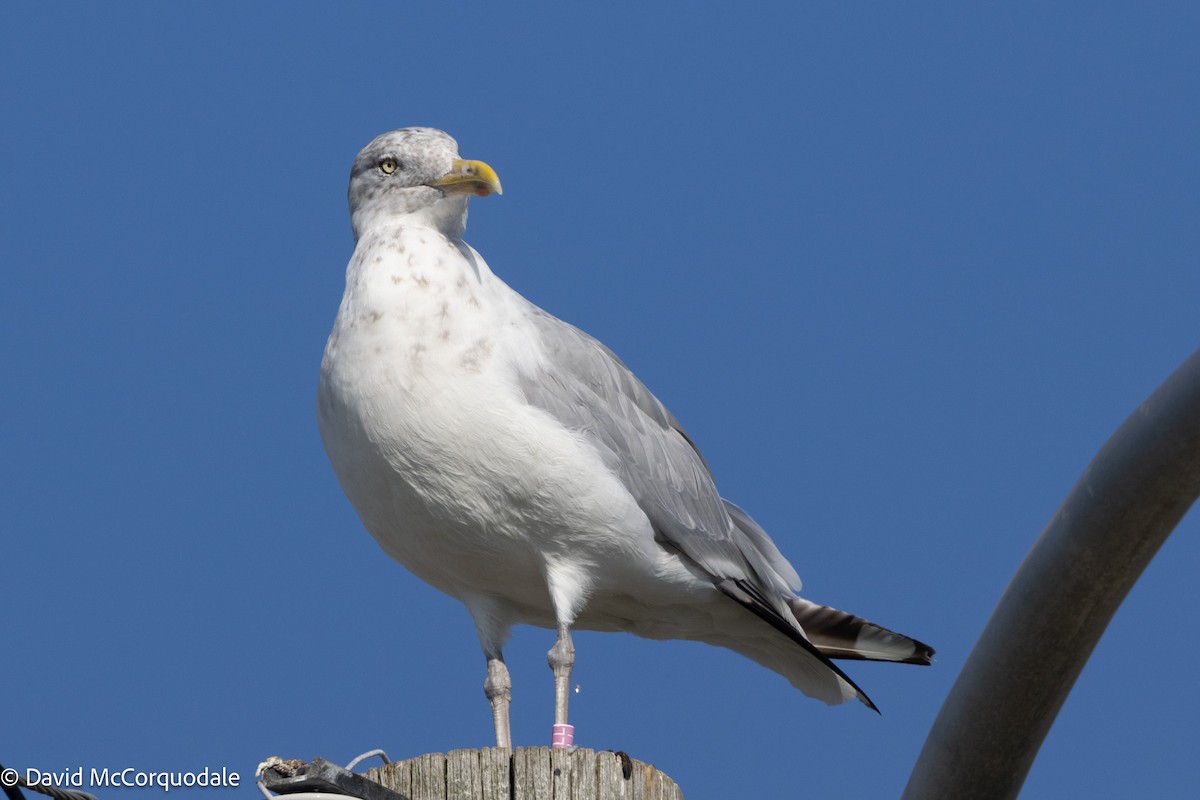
[348,127,502,241]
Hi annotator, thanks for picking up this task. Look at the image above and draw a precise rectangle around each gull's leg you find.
[543,562,587,748]
[547,624,575,747]
[483,652,512,749]
[468,598,514,750]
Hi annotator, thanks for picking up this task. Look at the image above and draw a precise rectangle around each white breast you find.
[316,225,656,622]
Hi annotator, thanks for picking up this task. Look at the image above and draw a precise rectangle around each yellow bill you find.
[428,159,503,198]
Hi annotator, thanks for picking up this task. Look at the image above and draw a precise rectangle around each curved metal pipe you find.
[903,349,1200,800]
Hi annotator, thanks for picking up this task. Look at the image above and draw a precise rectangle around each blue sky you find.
[3,3,1198,798]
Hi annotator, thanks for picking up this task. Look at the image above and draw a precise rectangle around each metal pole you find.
[903,349,1200,800]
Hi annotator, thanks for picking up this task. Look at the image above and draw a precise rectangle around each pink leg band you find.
[551,723,575,748]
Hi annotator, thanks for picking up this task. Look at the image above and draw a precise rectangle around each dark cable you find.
[1,764,26,800]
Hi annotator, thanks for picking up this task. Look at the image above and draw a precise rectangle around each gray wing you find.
[518,303,802,599]
[518,304,931,708]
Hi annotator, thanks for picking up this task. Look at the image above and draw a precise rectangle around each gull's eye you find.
[379,158,399,175]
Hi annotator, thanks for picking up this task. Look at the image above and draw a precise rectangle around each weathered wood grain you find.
[362,748,681,800]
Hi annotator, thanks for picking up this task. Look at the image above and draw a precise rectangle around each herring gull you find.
[317,127,933,749]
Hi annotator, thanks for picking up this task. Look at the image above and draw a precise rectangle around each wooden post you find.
[361,748,683,800]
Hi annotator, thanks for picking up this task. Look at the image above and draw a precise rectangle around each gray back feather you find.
[517,303,802,600]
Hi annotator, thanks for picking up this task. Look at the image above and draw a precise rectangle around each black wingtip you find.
[789,597,936,666]
[717,578,881,713]
[909,639,936,666]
